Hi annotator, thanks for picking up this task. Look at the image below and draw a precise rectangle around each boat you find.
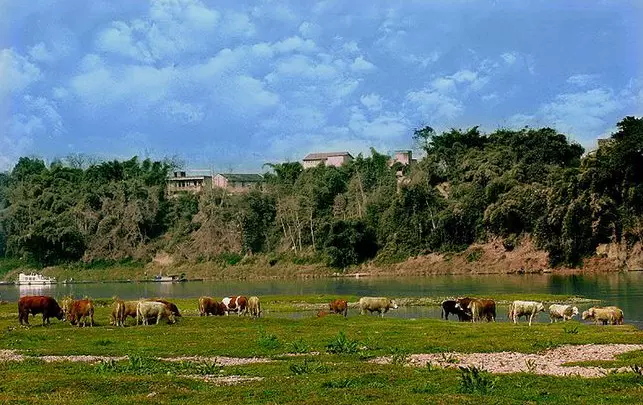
[153,273,187,283]
[16,273,57,285]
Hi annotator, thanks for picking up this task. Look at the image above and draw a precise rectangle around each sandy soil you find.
[0,349,271,366]
[372,344,643,378]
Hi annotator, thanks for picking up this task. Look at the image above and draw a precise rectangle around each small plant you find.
[321,378,356,389]
[289,358,329,375]
[95,359,118,373]
[458,366,497,394]
[94,338,114,347]
[325,331,359,354]
[257,328,280,350]
[466,248,483,263]
[440,352,459,364]
[563,326,579,334]
[390,347,409,366]
[425,362,437,372]
[194,360,222,375]
[287,338,310,354]
[525,358,537,373]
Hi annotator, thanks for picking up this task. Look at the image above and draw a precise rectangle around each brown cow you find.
[329,299,348,317]
[199,296,225,316]
[68,299,95,327]
[317,311,329,318]
[469,299,496,322]
[121,301,140,325]
[221,296,248,316]
[18,296,64,326]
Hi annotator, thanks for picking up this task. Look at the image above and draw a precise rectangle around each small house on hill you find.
[213,173,264,192]
[166,170,212,196]
[302,152,353,169]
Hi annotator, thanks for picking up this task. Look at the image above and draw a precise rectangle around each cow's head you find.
[390,300,398,309]
[537,302,545,312]
[581,310,591,320]
[571,306,579,316]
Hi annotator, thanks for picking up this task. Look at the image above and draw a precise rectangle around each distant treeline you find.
[0,116,641,270]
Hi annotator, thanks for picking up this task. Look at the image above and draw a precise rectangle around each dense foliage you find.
[0,117,641,269]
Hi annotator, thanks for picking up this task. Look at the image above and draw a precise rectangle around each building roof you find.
[303,152,353,161]
[167,176,209,181]
[217,173,264,182]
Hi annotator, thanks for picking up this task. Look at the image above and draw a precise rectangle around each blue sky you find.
[1,0,641,172]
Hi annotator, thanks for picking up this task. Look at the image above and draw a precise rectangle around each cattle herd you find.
[16,294,625,327]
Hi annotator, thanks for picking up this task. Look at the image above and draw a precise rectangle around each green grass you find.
[1,298,642,404]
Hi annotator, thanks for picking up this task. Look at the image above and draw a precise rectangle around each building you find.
[213,173,264,192]
[388,150,416,167]
[302,152,353,169]
[166,170,212,195]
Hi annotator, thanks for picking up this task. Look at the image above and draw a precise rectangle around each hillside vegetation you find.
[0,116,641,275]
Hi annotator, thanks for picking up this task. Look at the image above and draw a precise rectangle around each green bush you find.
[325,331,359,354]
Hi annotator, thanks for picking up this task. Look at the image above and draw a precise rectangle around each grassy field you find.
[0,296,642,404]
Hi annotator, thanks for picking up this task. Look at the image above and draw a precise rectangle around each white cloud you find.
[298,21,322,39]
[566,74,599,87]
[540,88,619,136]
[272,36,317,54]
[406,89,463,121]
[0,49,41,97]
[501,52,518,65]
[28,43,56,63]
[350,56,376,72]
[360,93,382,111]
[162,100,204,123]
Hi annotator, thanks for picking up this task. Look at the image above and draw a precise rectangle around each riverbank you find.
[2,238,641,283]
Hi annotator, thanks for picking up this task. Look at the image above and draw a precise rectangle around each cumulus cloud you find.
[0,49,41,97]
[360,93,382,111]
[350,56,376,72]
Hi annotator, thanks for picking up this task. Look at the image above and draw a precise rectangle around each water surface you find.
[1,272,641,327]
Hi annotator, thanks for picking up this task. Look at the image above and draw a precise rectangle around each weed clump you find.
[458,366,497,394]
[325,331,359,354]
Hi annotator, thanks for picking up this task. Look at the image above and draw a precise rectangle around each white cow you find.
[548,304,579,322]
[508,300,545,326]
[358,297,398,317]
[136,301,175,325]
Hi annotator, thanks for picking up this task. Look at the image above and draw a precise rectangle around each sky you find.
[1,0,641,172]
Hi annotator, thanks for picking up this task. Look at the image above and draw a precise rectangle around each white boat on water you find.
[16,273,56,285]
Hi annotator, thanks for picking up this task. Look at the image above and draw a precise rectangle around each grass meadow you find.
[0,295,642,404]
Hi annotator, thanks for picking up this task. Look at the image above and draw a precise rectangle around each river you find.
[1,272,642,327]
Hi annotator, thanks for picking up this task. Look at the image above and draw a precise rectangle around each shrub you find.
[325,331,359,354]
[458,366,497,394]
[289,358,329,375]
[257,328,280,350]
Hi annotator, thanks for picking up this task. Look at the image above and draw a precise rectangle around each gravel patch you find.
[159,356,271,366]
[182,374,264,385]
[372,344,643,378]
[0,350,271,366]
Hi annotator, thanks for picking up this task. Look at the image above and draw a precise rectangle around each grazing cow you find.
[136,301,175,325]
[114,301,141,325]
[149,298,181,318]
[60,295,74,318]
[358,297,398,317]
[110,299,126,327]
[18,296,64,326]
[329,299,348,318]
[582,306,624,325]
[221,296,249,316]
[248,296,261,318]
[508,300,544,326]
[548,304,579,323]
[198,296,225,316]
[68,299,95,327]
[457,298,496,322]
[441,299,471,321]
